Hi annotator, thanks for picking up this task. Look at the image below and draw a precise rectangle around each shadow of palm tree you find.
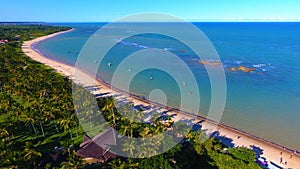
[250,145,264,157]
[210,131,235,148]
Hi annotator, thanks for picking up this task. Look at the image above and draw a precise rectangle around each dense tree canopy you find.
[0,25,84,168]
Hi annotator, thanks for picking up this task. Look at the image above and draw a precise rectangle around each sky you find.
[1,0,300,22]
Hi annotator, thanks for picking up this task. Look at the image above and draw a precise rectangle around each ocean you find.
[35,22,300,150]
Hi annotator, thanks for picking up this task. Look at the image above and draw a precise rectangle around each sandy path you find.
[22,30,300,169]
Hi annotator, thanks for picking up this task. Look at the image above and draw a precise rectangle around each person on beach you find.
[280,157,283,164]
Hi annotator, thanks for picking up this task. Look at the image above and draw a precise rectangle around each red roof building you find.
[0,40,9,43]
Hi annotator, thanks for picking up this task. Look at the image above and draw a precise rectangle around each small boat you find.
[149,71,153,80]
[128,68,132,72]
[108,62,112,66]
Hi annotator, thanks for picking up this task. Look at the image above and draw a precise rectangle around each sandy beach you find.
[22,30,300,169]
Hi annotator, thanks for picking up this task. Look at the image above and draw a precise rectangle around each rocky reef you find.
[229,66,256,73]
[198,60,222,66]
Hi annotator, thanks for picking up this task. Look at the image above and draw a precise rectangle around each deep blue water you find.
[36,22,300,150]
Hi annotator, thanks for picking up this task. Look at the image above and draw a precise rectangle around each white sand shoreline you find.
[22,29,300,168]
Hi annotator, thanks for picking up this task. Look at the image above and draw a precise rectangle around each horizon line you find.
[2,20,300,23]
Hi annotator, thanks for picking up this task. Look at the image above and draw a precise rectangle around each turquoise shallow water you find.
[36,22,300,150]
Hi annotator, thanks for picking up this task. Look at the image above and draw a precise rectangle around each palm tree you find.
[140,127,151,138]
[119,124,130,137]
[152,119,165,135]
[122,139,136,158]
[21,113,37,134]
[123,102,147,121]
[117,103,136,121]
[0,128,10,145]
[102,96,118,127]
[102,96,116,112]
[23,142,42,167]
[3,110,18,141]
[60,148,84,169]
[108,158,127,169]
[0,128,9,138]
[106,108,119,127]
[20,100,38,134]
[58,112,77,140]
[36,104,46,138]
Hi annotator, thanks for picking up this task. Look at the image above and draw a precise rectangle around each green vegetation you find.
[0,25,84,168]
[0,25,70,41]
[81,96,261,169]
[0,25,261,168]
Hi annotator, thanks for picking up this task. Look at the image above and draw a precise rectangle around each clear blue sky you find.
[1,0,300,22]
